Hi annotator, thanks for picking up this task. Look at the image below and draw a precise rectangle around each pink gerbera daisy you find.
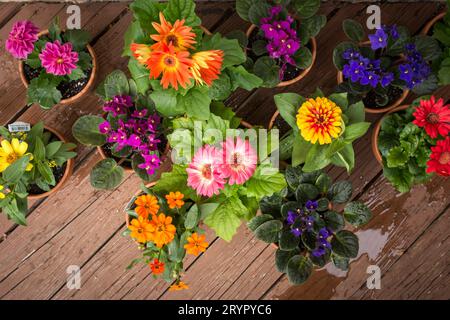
[39,40,78,76]
[6,20,39,59]
[186,145,225,197]
[220,137,257,185]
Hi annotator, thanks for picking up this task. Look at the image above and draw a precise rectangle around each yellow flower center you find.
[6,153,17,164]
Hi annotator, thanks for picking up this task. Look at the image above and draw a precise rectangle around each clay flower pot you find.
[28,125,75,200]
[336,40,409,114]
[421,11,447,35]
[245,24,317,88]
[18,30,97,105]
[371,104,410,165]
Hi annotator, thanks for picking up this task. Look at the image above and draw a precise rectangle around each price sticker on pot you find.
[8,122,31,133]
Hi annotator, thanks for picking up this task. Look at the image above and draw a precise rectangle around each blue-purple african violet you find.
[312,227,332,257]
[260,5,301,80]
[286,209,315,237]
[398,44,431,89]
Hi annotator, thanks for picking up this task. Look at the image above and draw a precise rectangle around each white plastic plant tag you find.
[8,122,31,133]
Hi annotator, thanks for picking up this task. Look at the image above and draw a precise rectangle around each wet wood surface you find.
[0,1,448,300]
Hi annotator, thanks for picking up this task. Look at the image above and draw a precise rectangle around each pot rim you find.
[371,104,410,165]
[18,29,97,105]
[421,11,447,35]
[27,125,75,199]
[245,24,317,88]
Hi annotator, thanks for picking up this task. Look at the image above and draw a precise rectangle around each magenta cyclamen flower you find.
[39,40,78,76]
[6,20,39,59]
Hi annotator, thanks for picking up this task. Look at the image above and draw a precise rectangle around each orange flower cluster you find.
[131,12,223,90]
[184,232,209,256]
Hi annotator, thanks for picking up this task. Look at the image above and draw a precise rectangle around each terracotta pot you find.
[245,24,317,88]
[28,125,75,200]
[371,104,410,165]
[336,41,409,114]
[421,11,447,35]
[18,30,97,105]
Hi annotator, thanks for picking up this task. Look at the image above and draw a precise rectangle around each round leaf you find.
[327,180,353,204]
[248,214,274,232]
[254,220,283,243]
[90,158,124,190]
[343,201,372,226]
[279,229,301,251]
[331,230,359,258]
[295,183,319,204]
[323,210,345,232]
[72,115,106,146]
[275,249,298,273]
[342,19,365,42]
[286,255,313,285]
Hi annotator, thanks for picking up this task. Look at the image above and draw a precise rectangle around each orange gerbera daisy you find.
[169,281,189,291]
[190,50,223,86]
[130,43,152,65]
[165,191,185,209]
[296,97,343,145]
[149,258,165,275]
[147,43,193,90]
[151,12,196,52]
[149,213,176,248]
[184,232,209,256]
[128,216,155,243]
[134,194,160,219]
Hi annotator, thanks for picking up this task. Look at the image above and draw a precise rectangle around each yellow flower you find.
[296,97,342,145]
[169,281,189,291]
[0,185,5,199]
[0,138,33,172]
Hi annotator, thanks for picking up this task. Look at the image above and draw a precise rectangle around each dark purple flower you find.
[369,28,388,50]
[360,71,380,88]
[286,211,297,225]
[381,72,394,87]
[305,200,318,211]
[342,48,360,60]
[312,228,332,257]
[291,228,302,237]
[399,63,413,83]
[98,121,111,134]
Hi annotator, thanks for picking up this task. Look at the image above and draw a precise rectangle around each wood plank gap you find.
[0,3,25,29]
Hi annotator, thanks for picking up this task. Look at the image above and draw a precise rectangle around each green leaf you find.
[346,101,365,123]
[204,196,246,242]
[181,86,211,120]
[3,198,27,226]
[333,41,357,70]
[386,146,409,168]
[330,143,355,173]
[27,74,62,109]
[209,73,232,100]
[292,0,320,19]
[90,158,124,190]
[344,201,372,227]
[3,155,31,183]
[33,137,46,161]
[63,29,91,51]
[414,35,442,62]
[201,33,246,68]
[286,255,313,285]
[285,165,303,190]
[328,92,349,110]
[295,183,319,204]
[128,59,150,94]
[331,230,359,258]
[185,204,200,229]
[248,2,271,25]
[67,67,85,81]
[327,180,353,204]
[293,46,313,69]
[302,15,326,39]
[315,172,332,193]
[259,194,283,216]
[331,253,350,271]
[152,165,197,200]
[163,0,201,27]
[342,19,365,42]
[227,66,263,91]
[383,166,414,193]
[323,210,345,232]
[291,134,312,167]
[253,56,280,87]
[275,249,298,273]
[150,89,183,117]
[279,229,300,251]
[302,143,332,172]
[254,220,283,243]
[235,0,258,22]
[248,214,274,232]
[72,115,106,146]
[122,20,146,57]
[97,70,129,100]
[45,141,63,158]
[130,0,162,34]
[246,166,287,199]
[37,161,55,185]
[344,122,371,142]
[274,93,305,130]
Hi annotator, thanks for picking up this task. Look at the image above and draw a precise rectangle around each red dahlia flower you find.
[413,96,450,138]
[426,136,450,177]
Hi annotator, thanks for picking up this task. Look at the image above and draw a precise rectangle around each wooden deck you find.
[0,1,449,300]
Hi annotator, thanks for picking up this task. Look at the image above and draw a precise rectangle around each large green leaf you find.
[344,201,372,227]
[63,29,91,51]
[331,230,359,258]
[293,46,313,69]
[227,66,263,91]
[248,214,274,232]
[204,196,247,242]
[274,93,305,130]
[163,0,201,27]
[342,19,365,42]
[254,220,283,243]
[3,155,31,184]
[275,249,298,273]
[209,73,232,100]
[327,180,353,204]
[235,0,258,21]
[286,255,313,285]
[201,33,246,68]
[150,89,184,117]
[130,0,162,34]
[27,74,62,109]
[279,229,301,251]
[97,70,130,100]
[128,59,150,94]
[253,56,280,87]
[72,115,106,146]
[292,0,320,19]
[90,158,124,190]
[181,86,211,120]
[246,166,287,199]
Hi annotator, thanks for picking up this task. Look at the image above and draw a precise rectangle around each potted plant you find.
[0,121,76,225]
[72,71,169,190]
[333,20,442,113]
[124,182,208,291]
[270,89,371,173]
[425,4,450,86]
[123,0,263,119]
[236,0,324,87]
[6,19,97,109]
[372,96,450,193]
[248,165,372,285]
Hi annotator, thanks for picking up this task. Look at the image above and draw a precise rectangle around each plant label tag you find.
[8,122,31,133]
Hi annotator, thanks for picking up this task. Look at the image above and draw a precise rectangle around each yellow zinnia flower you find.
[296,97,343,145]
[0,138,33,172]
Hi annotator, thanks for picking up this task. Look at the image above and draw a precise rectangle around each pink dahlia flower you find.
[39,41,78,76]
[186,145,225,197]
[6,20,39,59]
[220,137,257,185]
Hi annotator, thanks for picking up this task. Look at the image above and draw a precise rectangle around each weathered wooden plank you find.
[0,2,23,28]
[352,207,449,300]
